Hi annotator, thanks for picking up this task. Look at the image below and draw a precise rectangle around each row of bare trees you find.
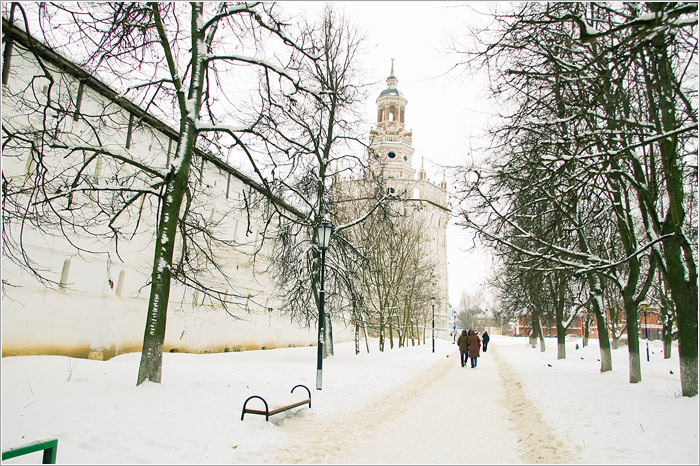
[339,198,437,353]
[451,2,697,396]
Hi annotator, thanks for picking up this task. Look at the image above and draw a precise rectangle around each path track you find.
[269,343,576,464]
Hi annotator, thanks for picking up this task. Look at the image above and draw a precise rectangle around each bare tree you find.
[254,5,398,362]
[455,289,486,330]
[337,191,436,352]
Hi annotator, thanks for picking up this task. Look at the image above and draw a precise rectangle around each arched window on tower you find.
[389,105,396,121]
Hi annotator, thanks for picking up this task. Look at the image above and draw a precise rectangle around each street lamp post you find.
[315,220,333,390]
[431,297,436,353]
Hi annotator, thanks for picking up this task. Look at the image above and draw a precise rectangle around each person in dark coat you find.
[482,331,490,352]
[467,329,481,368]
[457,329,469,367]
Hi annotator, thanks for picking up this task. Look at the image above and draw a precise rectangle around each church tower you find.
[368,59,416,180]
[363,61,451,339]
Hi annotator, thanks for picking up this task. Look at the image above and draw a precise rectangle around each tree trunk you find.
[363,320,370,353]
[648,31,698,397]
[136,150,191,385]
[622,295,642,383]
[354,319,360,355]
[379,314,385,352]
[325,313,334,357]
[388,313,394,349]
[663,321,673,360]
[1,5,15,86]
[587,274,613,373]
[592,304,613,374]
[555,299,566,360]
[530,309,540,349]
[611,336,619,350]
[137,5,208,385]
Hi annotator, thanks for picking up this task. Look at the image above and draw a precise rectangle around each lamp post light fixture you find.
[315,219,333,390]
[431,296,436,353]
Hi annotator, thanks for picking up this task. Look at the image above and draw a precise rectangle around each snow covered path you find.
[269,344,577,464]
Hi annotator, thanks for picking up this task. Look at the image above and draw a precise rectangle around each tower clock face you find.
[388,151,396,159]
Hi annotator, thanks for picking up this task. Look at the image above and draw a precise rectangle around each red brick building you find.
[508,307,665,340]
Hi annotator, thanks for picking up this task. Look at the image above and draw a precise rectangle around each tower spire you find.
[386,59,398,88]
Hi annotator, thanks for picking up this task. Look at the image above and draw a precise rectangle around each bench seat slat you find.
[268,399,310,415]
[243,399,310,416]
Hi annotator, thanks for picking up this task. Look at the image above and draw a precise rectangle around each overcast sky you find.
[283,1,499,308]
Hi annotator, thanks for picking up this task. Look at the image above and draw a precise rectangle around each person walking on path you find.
[468,329,481,368]
[457,329,469,367]
[482,331,490,352]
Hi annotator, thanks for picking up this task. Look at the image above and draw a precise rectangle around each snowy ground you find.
[1,335,697,464]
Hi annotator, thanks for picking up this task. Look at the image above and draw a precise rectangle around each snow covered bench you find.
[2,438,58,464]
[240,384,311,421]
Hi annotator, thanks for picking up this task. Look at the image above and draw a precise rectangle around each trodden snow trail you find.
[268,343,578,464]
[491,344,580,464]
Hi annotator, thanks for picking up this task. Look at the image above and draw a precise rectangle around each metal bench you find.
[2,438,58,464]
[241,384,311,421]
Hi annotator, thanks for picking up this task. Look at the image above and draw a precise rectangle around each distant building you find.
[507,306,666,341]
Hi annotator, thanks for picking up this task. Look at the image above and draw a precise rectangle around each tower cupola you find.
[368,60,415,180]
[375,58,408,130]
